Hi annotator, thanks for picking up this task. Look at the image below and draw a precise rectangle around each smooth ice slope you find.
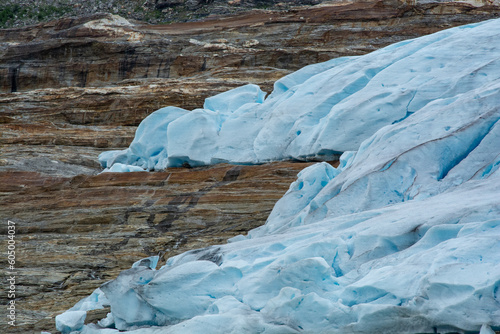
[101,19,500,170]
[67,19,500,334]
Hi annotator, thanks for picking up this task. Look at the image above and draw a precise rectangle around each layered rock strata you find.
[1,1,499,93]
[0,161,324,333]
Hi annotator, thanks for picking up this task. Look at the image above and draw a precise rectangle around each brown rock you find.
[0,161,329,333]
[1,1,499,93]
[0,70,287,127]
[0,69,288,177]
[85,307,111,325]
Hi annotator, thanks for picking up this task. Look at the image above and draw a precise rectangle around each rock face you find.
[0,161,320,333]
[1,1,499,93]
[0,1,499,333]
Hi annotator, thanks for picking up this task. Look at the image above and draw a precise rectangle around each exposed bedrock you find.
[1,0,499,93]
[0,161,327,333]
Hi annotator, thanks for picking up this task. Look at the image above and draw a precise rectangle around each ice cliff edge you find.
[59,19,500,334]
[100,18,500,171]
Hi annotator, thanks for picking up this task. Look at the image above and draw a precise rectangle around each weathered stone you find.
[156,0,186,9]
[85,307,111,325]
[0,71,287,176]
[0,72,285,127]
[0,161,324,333]
[1,1,499,93]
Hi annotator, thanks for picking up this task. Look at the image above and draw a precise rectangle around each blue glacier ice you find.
[100,18,500,171]
[61,19,500,334]
[56,310,87,333]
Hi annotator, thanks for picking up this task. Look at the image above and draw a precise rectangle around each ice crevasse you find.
[59,19,500,333]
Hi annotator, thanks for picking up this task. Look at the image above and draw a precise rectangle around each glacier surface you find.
[61,19,500,334]
[101,18,500,170]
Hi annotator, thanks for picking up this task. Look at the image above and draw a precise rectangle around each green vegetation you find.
[0,0,300,29]
[0,4,72,28]
[144,9,165,22]
[0,5,28,28]
[35,5,72,21]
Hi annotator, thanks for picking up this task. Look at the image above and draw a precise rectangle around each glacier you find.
[59,19,500,334]
[100,18,500,171]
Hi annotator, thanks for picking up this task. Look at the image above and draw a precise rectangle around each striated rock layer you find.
[1,1,499,93]
[0,71,287,177]
[0,161,323,333]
